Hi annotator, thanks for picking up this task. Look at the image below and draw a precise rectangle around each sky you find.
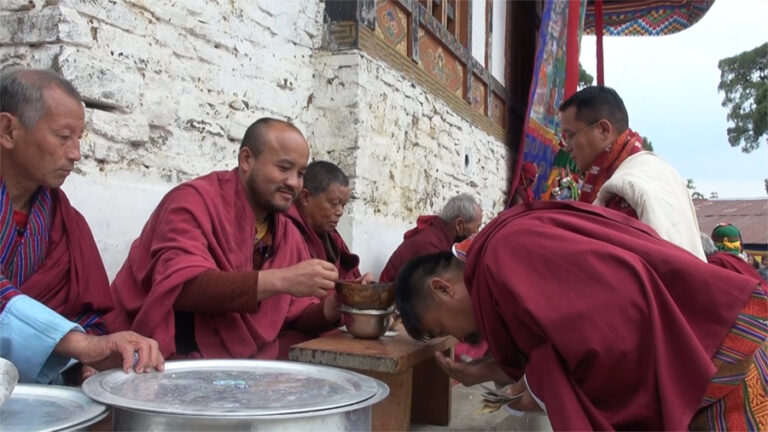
[578,0,768,199]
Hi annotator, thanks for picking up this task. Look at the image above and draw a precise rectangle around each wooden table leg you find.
[410,347,452,426]
[353,368,413,432]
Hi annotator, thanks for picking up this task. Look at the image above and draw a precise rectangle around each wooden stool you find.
[289,329,455,431]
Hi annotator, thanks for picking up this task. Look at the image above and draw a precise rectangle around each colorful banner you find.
[516,0,586,200]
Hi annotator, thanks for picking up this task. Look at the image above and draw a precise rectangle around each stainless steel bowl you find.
[341,305,395,339]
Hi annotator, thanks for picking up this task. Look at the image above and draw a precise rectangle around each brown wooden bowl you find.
[335,281,395,310]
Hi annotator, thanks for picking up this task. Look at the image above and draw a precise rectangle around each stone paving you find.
[412,383,552,432]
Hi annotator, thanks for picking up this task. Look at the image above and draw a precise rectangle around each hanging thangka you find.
[517,0,586,201]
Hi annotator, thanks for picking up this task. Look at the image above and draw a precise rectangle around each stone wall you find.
[305,51,509,274]
[0,0,509,279]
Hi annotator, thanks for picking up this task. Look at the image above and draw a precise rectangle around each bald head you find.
[0,68,81,128]
[240,118,304,158]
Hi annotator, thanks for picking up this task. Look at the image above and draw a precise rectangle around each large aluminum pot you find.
[0,384,108,431]
[83,359,389,431]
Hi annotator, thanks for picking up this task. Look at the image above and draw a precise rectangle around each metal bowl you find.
[341,305,395,339]
[335,281,395,310]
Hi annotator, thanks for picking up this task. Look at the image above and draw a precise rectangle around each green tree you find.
[717,42,768,153]
[709,191,719,199]
[578,63,594,89]
[641,137,654,152]
[687,178,705,199]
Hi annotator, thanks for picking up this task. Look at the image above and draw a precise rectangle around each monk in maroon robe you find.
[395,201,767,430]
[286,161,367,281]
[0,68,162,383]
[381,193,485,361]
[379,193,483,282]
[108,118,341,360]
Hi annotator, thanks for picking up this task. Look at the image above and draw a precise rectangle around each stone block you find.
[152,22,197,58]
[95,23,156,70]
[60,0,150,35]
[0,0,36,12]
[83,131,127,163]
[124,0,189,26]
[56,46,143,111]
[87,109,149,144]
[0,6,90,46]
[187,22,237,51]
[0,44,60,70]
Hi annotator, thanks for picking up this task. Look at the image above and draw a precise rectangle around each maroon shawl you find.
[107,169,317,359]
[23,189,113,325]
[379,215,453,282]
[708,252,764,284]
[465,201,756,430]
[285,205,361,280]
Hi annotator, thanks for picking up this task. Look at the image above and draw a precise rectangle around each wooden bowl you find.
[335,281,395,310]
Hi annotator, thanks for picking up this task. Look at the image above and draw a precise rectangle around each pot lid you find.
[0,384,108,432]
[82,359,381,417]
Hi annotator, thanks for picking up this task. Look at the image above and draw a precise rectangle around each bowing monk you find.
[379,193,482,282]
[381,192,485,361]
[286,161,371,282]
[396,200,767,430]
[108,118,341,360]
[560,86,705,260]
[0,68,163,383]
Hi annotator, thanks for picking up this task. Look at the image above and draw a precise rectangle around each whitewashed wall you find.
[1,0,509,279]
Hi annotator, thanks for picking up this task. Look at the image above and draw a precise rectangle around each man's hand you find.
[435,351,513,386]
[55,331,165,374]
[353,272,375,284]
[262,259,339,298]
[504,377,543,412]
[322,291,341,323]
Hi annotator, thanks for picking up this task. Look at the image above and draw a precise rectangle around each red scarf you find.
[579,129,644,210]
[107,169,316,359]
[464,201,756,430]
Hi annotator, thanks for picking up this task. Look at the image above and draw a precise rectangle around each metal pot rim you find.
[82,359,388,417]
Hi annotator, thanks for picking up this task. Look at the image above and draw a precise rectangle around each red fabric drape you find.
[563,0,582,98]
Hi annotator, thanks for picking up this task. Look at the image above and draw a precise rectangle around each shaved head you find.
[395,251,460,340]
[240,117,304,158]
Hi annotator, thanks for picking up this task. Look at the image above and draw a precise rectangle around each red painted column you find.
[595,0,605,85]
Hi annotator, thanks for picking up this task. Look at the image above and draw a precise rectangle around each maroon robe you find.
[285,205,361,280]
[464,201,757,430]
[379,215,453,282]
[107,169,318,359]
[708,252,764,284]
[383,214,487,359]
[21,189,113,329]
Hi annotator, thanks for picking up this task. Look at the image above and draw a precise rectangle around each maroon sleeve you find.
[287,296,339,334]
[175,270,260,313]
